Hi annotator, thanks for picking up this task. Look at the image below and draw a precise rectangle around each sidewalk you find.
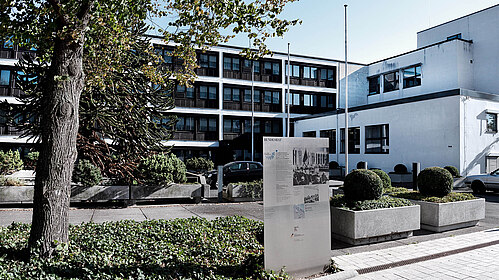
[329,228,499,280]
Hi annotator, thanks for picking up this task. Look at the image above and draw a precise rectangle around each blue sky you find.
[149,0,499,64]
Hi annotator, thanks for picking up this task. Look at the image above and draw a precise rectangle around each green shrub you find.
[329,161,339,169]
[24,151,39,170]
[0,176,24,186]
[371,169,391,191]
[0,150,23,175]
[185,157,214,173]
[343,169,383,201]
[444,165,460,177]
[0,216,288,279]
[330,194,413,211]
[393,163,408,174]
[137,153,187,185]
[417,167,453,197]
[384,186,410,195]
[72,159,102,187]
[391,191,476,203]
[230,180,263,199]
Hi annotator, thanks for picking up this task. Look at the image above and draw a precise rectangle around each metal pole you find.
[251,60,255,161]
[287,43,291,137]
[344,4,349,175]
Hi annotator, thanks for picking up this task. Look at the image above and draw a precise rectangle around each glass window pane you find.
[272,63,279,75]
[233,120,241,133]
[311,67,317,79]
[303,67,310,79]
[244,89,252,102]
[254,61,260,73]
[224,119,231,132]
[186,117,194,131]
[209,86,217,100]
[186,87,194,98]
[200,54,208,68]
[321,69,327,80]
[415,65,422,76]
[272,91,280,104]
[292,65,300,77]
[265,121,271,133]
[264,91,272,104]
[209,55,217,68]
[199,118,207,131]
[254,120,260,133]
[328,69,334,80]
[304,94,310,106]
[199,86,208,99]
[293,93,300,105]
[244,120,251,133]
[224,88,231,100]
[223,57,231,70]
[176,85,185,93]
[321,96,326,107]
[244,60,251,68]
[254,90,260,102]
[176,117,184,130]
[232,88,240,101]
[0,70,10,86]
[209,118,217,131]
[232,58,240,71]
[273,121,279,133]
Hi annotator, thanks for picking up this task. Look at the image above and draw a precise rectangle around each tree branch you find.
[77,0,95,24]
[46,0,69,25]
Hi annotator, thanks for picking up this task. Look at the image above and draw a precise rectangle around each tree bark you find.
[28,1,93,257]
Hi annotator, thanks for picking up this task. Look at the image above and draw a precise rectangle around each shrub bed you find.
[0,216,288,279]
[330,194,413,211]
[185,157,214,173]
[229,180,263,199]
[391,191,477,203]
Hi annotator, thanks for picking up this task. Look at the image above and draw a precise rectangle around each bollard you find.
[217,165,224,202]
[358,161,368,170]
[412,162,420,191]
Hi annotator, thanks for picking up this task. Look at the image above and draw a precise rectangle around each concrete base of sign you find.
[331,205,420,245]
[225,183,263,202]
[411,198,485,232]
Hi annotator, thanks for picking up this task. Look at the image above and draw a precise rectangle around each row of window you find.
[368,65,422,95]
[303,124,389,154]
[290,92,335,108]
[286,64,335,81]
[223,87,280,104]
[176,116,218,132]
[223,119,281,135]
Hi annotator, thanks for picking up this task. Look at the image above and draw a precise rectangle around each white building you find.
[294,4,499,176]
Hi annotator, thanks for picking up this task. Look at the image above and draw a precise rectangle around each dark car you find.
[206,161,263,188]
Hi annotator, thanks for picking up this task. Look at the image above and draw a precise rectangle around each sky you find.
[149,0,499,64]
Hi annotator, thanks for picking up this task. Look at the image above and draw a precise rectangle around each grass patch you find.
[0,216,288,279]
[391,191,477,203]
[330,195,414,211]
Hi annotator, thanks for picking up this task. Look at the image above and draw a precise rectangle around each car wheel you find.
[471,180,486,194]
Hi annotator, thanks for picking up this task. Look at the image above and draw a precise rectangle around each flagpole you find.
[344,4,349,175]
[287,43,291,137]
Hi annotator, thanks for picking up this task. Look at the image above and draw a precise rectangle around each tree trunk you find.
[28,30,86,257]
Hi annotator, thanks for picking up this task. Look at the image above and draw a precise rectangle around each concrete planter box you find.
[0,186,34,203]
[331,205,420,245]
[388,173,413,183]
[411,198,485,232]
[225,183,262,202]
[131,184,207,203]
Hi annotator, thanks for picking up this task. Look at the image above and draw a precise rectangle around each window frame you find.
[368,76,380,95]
[340,127,361,154]
[403,65,422,89]
[383,71,399,93]
[486,113,498,133]
[320,129,336,154]
[365,124,389,154]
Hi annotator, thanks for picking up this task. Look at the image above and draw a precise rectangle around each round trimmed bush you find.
[72,159,102,187]
[444,165,460,177]
[185,157,214,173]
[137,153,187,185]
[371,169,391,190]
[356,161,367,169]
[417,167,453,197]
[329,161,339,169]
[394,164,408,174]
[343,169,383,201]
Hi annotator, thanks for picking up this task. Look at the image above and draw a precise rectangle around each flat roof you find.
[417,4,499,34]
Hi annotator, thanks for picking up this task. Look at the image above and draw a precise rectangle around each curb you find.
[312,270,359,280]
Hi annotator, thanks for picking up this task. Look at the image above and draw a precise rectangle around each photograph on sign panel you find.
[293,204,305,219]
[292,148,329,186]
[304,185,319,204]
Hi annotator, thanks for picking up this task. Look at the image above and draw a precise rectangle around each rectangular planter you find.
[388,173,413,183]
[331,205,420,245]
[225,184,262,202]
[131,184,206,202]
[411,198,485,232]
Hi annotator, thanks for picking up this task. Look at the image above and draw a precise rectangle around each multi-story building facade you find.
[294,4,499,176]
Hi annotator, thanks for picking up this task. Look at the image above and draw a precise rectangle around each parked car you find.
[205,161,263,188]
[464,168,499,194]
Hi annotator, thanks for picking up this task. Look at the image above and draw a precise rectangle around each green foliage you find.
[343,169,383,201]
[0,176,24,186]
[444,165,460,177]
[230,180,263,199]
[391,191,476,203]
[371,169,392,191]
[384,186,411,195]
[72,160,102,188]
[0,216,288,279]
[0,150,23,175]
[394,164,408,174]
[330,195,414,211]
[185,157,214,173]
[323,258,343,274]
[24,151,39,170]
[137,153,187,185]
[417,167,453,197]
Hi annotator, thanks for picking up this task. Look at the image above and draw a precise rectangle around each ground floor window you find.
[302,131,316,137]
[340,127,360,154]
[365,124,389,154]
[320,129,336,154]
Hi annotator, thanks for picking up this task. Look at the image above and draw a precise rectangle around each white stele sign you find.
[263,137,331,277]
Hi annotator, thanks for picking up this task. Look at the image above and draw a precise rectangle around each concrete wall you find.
[417,5,499,95]
[460,91,499,176]
[294,95,461,174]
[338,63,368,108]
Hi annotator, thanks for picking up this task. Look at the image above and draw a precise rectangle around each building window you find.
[368,76,380,95]
[199,117,217,132]
[403,65,422,89]
[303,94,311,106]
[303,66,318,79]
[254,90,261,103]
[244,89,252,102]
[292,93,300,105]
[365,124,389,154]
[0,70,11,86]
[176,85,194,98]
[303,131,316,137]
[232,88,240,101]
[272,91,280,104]
[199,85,217,100]
[340,127,360,154]
[223,87,241,101]
[223,57,240,71]
[320,129,336,154]
[383,71,399,92]
[292,65,300,77]
[320,69,335,81]
[200,54,217,69]
[176,116,195,131]
[486,113,497,133]
[224,119,241,133]
[447,33,462,40]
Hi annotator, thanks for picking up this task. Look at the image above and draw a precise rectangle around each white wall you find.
[367,40,473,105]
[460,91,499,175]
[338,63,367,108]
[294,95,461,174]
[417,5,499,95]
